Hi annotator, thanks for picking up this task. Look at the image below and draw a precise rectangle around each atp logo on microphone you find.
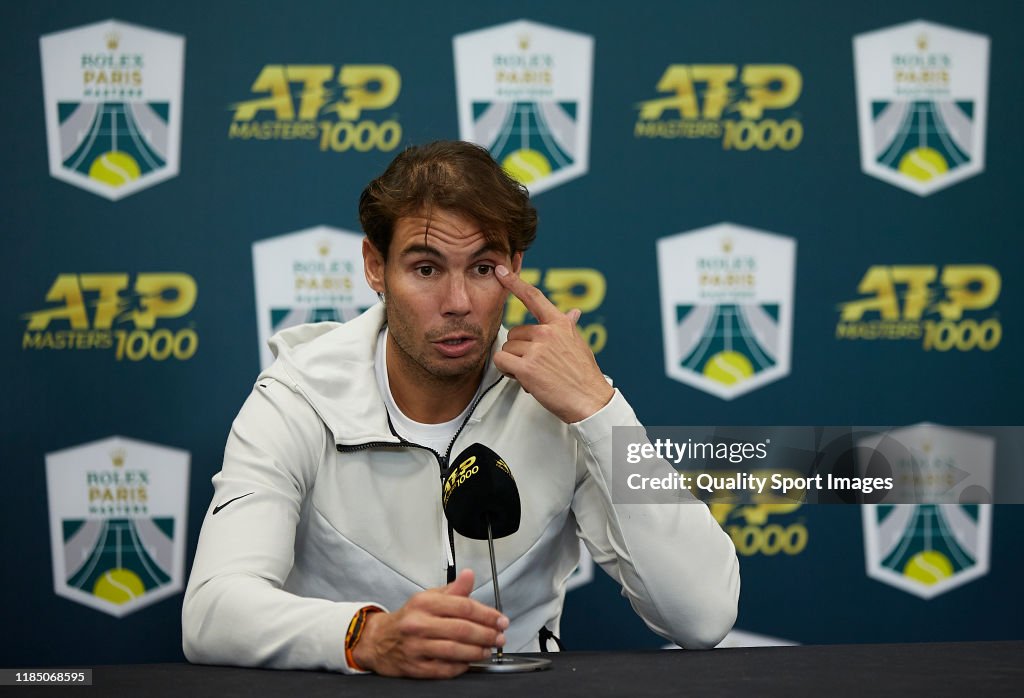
[442,444,521,540]
[443,454,481,507]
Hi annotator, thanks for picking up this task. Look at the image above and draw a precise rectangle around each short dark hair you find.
[359,140,538,260]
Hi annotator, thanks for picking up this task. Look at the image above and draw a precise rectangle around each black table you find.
[17,642,1024,696]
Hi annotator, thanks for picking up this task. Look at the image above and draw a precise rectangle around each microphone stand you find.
[469,516,551,673]
[487,519,504,662]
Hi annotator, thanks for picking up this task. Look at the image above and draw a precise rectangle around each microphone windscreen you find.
[442,443,521,540]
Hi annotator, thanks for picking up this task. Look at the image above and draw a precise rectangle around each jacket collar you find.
[259,303,509,447]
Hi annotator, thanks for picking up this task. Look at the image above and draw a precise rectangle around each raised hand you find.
[493,265,614,424]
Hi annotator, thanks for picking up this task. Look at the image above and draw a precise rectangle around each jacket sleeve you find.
[181,378,384,673]
[568,389,740,649]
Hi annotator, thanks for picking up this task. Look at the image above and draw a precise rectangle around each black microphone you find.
[442,443,530,669]
[442,443,521,540]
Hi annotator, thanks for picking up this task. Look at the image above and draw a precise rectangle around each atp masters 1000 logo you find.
[710,485,809,558]
[40,20,185,200]
[45,436,189,617]
[635,64,803,151]
[22,273,199,361]
[228,64,401,153]
[657,224,796,400]
[252,227,379,370]
[854,20,990,196]
[836,265,1001,351]
[454,20,593,194]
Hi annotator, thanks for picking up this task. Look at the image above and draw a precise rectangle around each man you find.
[182,141,739,678]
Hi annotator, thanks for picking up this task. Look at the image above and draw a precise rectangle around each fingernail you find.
[482,647,492,659]
[495,633,506,647]
[495,265,509,277]
[497,615,509,630]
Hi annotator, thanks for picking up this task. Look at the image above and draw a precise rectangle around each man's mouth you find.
[432,335,477,358]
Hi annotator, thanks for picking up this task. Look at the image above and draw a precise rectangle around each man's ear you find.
[363,238,385,294]
[511,251,523,275]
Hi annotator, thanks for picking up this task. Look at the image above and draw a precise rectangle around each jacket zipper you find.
[336,375,506,584]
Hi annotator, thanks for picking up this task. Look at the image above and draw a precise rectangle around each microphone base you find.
[468,655,552,673]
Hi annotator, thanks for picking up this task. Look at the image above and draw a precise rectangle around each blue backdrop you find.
[3,0,1021,666]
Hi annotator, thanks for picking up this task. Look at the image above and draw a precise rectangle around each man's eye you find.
[416,266,436,277]
[475,265,494,276]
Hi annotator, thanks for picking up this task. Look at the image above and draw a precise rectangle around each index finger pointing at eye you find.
[495,265,562,324]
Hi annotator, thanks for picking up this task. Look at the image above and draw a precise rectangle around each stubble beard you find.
[384,302,493,389]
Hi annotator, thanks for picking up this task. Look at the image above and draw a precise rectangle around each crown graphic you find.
[721,238,734,254]
[916,34,928,51]
[110,448,126,467]
[518,35,530,51]
[317,241,330,256]
[106,32,120,50]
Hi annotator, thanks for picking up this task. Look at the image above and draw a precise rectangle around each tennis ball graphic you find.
[93,568,145,604]
[903,550,954,586]
[703,351,754,385]
[897,147,948,182]
[502,149,552,185]
[89,152,141,187]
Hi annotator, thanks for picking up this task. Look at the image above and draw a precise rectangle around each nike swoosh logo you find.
[212,492,254,515]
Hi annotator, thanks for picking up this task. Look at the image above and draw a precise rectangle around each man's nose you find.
[441,274,472,316]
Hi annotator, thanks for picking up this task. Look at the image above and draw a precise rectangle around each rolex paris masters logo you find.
[252,226,378,369]
[853,20,989,196]
[657,223,796,400]
[45,436,190,617]
[40,20,185,200]
[454,19,593,195]
[859,424,993,599]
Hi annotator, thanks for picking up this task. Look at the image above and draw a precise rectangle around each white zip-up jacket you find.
[182,304,739,673]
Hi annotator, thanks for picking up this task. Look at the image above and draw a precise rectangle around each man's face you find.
[363,208,522,383]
